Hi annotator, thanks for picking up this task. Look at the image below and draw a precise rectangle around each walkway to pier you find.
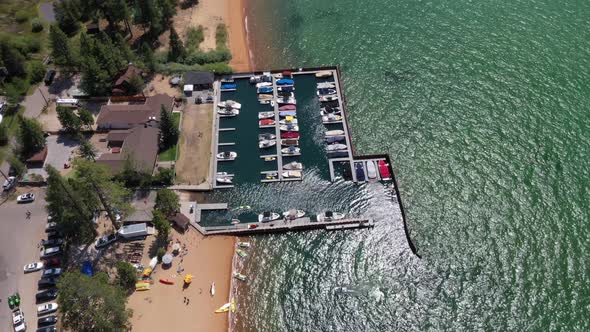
[272,77,284,180]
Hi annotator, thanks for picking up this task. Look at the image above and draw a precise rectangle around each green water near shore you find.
[233,0,590,330]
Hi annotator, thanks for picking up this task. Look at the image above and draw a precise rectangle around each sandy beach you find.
[171,0,252,72]
[128,229,235,332]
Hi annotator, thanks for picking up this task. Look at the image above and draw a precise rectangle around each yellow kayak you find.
[231,298,236,313]
[215,302,231,313]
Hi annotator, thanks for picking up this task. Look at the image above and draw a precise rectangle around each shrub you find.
[28,61,46,83]
[156,248,166,262]
[0,124,8,146]
[186,26,204,50]
[156,62,233,75]
[11,35,42,54]
[31,18,44,33]
[184,49,231,65]
[115,261,137,291]
[215,23,228,49]
[15,10,31,23]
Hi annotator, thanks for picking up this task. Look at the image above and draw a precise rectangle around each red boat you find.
[159,279,175,285]
[378,160,391,179]
[282,70,293,78]
[281,132,299,139]
[279,105,296,111]
[259,119,275,126]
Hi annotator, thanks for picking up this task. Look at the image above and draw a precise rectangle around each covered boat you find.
[322,114,342,123]
[317,81,336,88]
[279,118,298,125]
[259,119,275,126]
[220,83,237,91]
[279,105,296,111]
[366,161,377,180]
[279,111,297,117]
[258,111,275,119]
[217,100,241,109]
[258,212,280,222]
[282,170,302,179]
[258,133,276,141]
[259,140,276,148]
[218,108,239,117]
[276,78,294,86]
[280,139,299,146]
[256,82,272,87]
[282,161,303,170]
[281,132,300,139]
[233,272,247,281]
[257,86,273,94]
[316,211,345,222]
[281,146,301,155]
[325,135,346,143]
[217,151,237,161]
[319,95,338,102]
[325,130,345,136]
[326,143,347,152]
[315,70,333,78]
[280,124,299,132]
[277,86,294,92]
[277,97,296,105]
[317,88,337,96]
[378,160,391,180]
[283,209,305,219]
[355,162,366,181]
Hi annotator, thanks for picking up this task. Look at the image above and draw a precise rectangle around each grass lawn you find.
[0,107,25,163]
[158,112,181,162]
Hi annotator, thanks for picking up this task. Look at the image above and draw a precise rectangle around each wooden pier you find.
[218,142,235,146]
[219,128,236,131]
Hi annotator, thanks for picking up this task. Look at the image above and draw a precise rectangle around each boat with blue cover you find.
[276,78,294,86]
[257,86,273,94]
[279,111,297,117]
[355,162,366,181]
[220,83,237,91]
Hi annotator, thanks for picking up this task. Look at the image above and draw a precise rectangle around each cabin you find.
[25,147,48,168]
[112,64,144,96]
[183,71,214,93]
[170,212,190,232]
[86,22,100,35]
[96,126,160,175]
[96,94,173,130]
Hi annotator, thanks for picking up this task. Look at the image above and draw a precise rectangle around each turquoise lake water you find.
[231,0,590,330]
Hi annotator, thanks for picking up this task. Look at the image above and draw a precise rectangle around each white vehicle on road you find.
[2,176,16,191]
[42,268,62,277]
[16,193,35,203]
[12,309,26,331]
[37,303,58,315]
[24,262,44,273]
[40,247,61,258]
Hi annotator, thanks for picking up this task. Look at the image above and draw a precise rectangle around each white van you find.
[56,98,80,108]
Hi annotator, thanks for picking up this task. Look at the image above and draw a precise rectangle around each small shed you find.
[183,85,194,96]
[26,147,48,168]
[183,71,214,91]
[118,223,148,239]
[170,212,190,232]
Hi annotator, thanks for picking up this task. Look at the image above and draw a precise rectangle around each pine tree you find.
[140,43,157,73]
[57,106,82,132]
[54,0,81,35]
[78,108,95,129]
[0,42,26,78]
[159,105,178,149]
[167,27,185,62]
[156,0,177,29]
[18,116,45,156]
[103,0,130,28]
[49,25,76,66]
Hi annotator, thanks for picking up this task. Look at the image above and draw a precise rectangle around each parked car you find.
[43,258,61,267]
[16,193,35,203]
[36,326,57,332]
[37,315,57,326]
[43,69,56,85]
[42,268,62,278]
[12,309,26,332]
[45,231,62,240]
[24,262,44,273]
[40,238,63,247]
[45,222,57,232]
[94,233,118,249]
[37,303,58,316]
[35,289,58,303]
[40,247,61,258]
[2,176,16,191]
[38,277,59,289]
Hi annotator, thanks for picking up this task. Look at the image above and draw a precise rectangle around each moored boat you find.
[378,160,391,180]
[258,133,276,141]
[264,172,278,180]
[319,95,338,102]
[322,114,343,123]
[280,139,299,146]
[282,161,303,170]
[366,161,377,180]
[277,97,296,105]
[325,135,346,143]
[237,242,251,248]
[259,119,275,126]
[220,83,237,91]
[279,118,298,125]
[217,100,241,109]
[264,156,277,162]
[233,272,247,282]
[258,212,280,222]
[281,146,301,155]
[279,111,297,117]
[283,209,306,219]
[257,86,273,94]
[217,151,237,161]
[282,170,302,179]
[255,82,272,87]
[317,88,337,96]
[218,108,239,117]
[277,86,294,92]
[317,81,336,88]
[355,162,366,181]
[326,143,348,152]
[236,249,248,257]
[281,132,300,139]
[315,70,333,78]
[215,302,231,313]
[280,124,299,132]
[258,111,275,119]
[276,78,294,86]
[325,130,345,137]
[258,140,276,148]
[216,176,232,184]
[316,211,346,222]
[279,105,296,111]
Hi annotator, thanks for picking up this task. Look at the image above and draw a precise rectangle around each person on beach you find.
[26,210,31,219]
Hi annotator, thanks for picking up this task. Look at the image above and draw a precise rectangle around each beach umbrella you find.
[162,254,173,265]
[172,243,181,253]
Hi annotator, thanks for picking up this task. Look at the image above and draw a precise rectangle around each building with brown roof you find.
[96,126,160,174]
[96,94,174,130]
[112,64,143,96]
[170,212,190,232]
[25,146,48,168]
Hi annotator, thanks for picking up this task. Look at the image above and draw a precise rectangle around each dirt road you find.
[175,104,213,186]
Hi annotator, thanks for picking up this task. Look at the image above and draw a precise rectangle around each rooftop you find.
[96,94,173,129]
[97,126,160,174]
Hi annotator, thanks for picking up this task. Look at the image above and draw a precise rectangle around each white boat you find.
[282,170,302,179]
[280,125,299,132]
[258,94,273,100]
[218,108,239,116]
[258,133,276,141]
[258,111,275,119]
[249,76,262,84]
[264,156,276,162]
[316,211,345,222]
[317,82,336,88]
[317,88,337,96]
[366,161,377,180]
[325,130,345,137]
[322,114,342,123]
[216,176,232,184]
[217,100,241,109]
[259,140,276,148]
[279,119,298,125]
[277,98,296,104]
[258,212,280,222]
[315,70,333,78]
[283,209,306,219]
[217,151,237,161]
[256,82,272,87]
[264,172,278,180]
[282,161,303,170]
[326,143,348,152]
[281,147,300,155]
[217,172,228,176]
[319,95,338,102]
[325,135,346,143]
[210,282,215,296]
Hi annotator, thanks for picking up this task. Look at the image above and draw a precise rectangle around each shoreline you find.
[227,0,253,72]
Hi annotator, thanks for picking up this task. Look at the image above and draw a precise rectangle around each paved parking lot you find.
[27,135,78,179]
